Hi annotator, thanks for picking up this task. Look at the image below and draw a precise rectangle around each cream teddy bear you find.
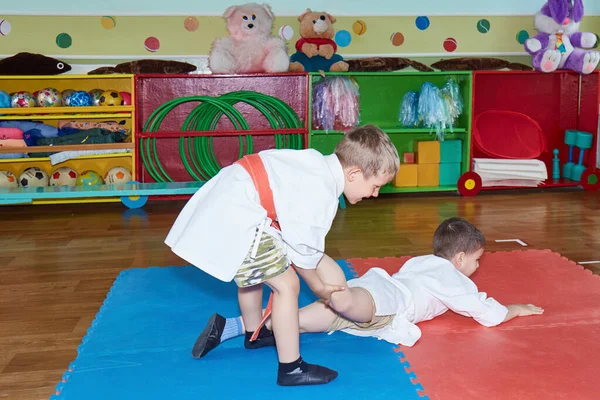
[209,3,290,74]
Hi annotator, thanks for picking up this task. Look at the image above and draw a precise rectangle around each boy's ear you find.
[345,167,362,181]
[453,251,466,268]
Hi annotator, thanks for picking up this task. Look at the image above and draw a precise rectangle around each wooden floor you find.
[1,189,599,399]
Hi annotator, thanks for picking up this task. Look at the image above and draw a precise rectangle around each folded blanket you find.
[26,128,128,157]
[57,120,129,134]
[0,127,24,139]
[0,138,27,148]
[0,121,58,137]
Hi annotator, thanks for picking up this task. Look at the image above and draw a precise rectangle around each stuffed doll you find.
[288,9,349,72]
[524,0,599,74]
[208,3,290,74]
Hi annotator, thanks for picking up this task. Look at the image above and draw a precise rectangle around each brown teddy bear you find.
[289,9,349,72]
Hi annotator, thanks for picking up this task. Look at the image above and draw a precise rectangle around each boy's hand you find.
[505,303,544,322]
[315,284,345,305]
[516,303,544,316]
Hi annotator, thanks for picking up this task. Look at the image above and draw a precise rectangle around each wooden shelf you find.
[0,152,132,163]
[0,143,133,154]
[0,106,133,115]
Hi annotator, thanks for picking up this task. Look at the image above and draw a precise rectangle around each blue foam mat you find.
[51,261,425,399]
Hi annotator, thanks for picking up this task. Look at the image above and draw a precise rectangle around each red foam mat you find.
[346,250,600,399]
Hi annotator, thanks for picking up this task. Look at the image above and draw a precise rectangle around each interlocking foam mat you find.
[347,250,600,400]
[51,260,426,399]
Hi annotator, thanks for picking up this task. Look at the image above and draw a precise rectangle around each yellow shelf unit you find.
[0,74,136,205]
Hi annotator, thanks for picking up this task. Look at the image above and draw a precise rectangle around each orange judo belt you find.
[235,154,290,342]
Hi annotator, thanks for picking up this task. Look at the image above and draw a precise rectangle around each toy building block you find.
[570,130,593,181]
[439,162,462,186]
[418,163,439,186]
[415,141,440,164]
[403,152,415,164]
[440,140,462,163]
[394,164,418,187]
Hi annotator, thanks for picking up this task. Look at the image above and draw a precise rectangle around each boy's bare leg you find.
[299,301,339,333]
[329,287,375,323]
[265,267,338,386]
[265,300,338,333]
[264,267,301,363]
[238,285,263,332]
[315,254,375,323]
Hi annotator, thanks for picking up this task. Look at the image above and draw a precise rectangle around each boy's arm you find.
[295,267,345,304]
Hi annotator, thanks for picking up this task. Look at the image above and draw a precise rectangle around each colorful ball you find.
[50,167,78,186]
[415,16,430,30]
[0,90,10,108]
[19,167,49,188]
[120,91,132,106]
[105,166,132,184]
[11,91,36,108]
[36,88,63,107]
[443,37,458,52]
[101,16,117,29]
[99,90,124,106]
[390,32,405,47]
[334,30,352,47]
[62,89,75,106]
[144,37,160,52]
[76,170,104,186]
[516,30,530,45]
[184,16,199,32]
[56,33,72,49]
[477,19,491,34]
[352,20,367,35]
[278,25,294,41]
[0,170,18,188]
[88,89,104,106]
[0,19,12,36]
[70,91,93,107]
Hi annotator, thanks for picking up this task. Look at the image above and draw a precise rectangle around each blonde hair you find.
[334,124,400,178]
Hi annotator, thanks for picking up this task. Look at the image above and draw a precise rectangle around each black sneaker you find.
[192,313,226,359]
[277,363,338,386]
[244,325,276,349]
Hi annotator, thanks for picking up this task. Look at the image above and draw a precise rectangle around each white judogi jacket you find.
[165,149,345,282]
[343,255,509,347]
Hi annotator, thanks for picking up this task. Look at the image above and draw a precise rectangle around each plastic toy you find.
[570,130,593,181]
[99,90,124,106]
[312,76,360,132]
[88,89,104,106]
[552,149,560,179]
[69,91,93,107]
[0,90,11,108]
[36,88,62,107]
[11,91,35,108]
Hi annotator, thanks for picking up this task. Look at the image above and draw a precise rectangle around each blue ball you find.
[69,90,93,107]
[0,90,10,109]
[335,30,352,47]
[416,16,430,30]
